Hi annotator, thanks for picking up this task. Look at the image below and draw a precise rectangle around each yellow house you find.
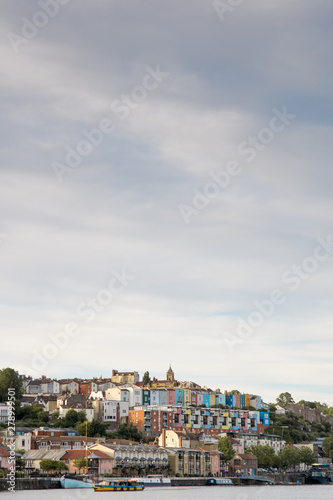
[183,389,191,406]
[210,393,216,407]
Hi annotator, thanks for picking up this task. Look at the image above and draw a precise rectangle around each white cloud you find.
[1,0,333,405]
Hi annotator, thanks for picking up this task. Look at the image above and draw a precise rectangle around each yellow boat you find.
[94,479,144,492]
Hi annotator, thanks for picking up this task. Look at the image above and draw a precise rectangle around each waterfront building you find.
[230,453,257,476]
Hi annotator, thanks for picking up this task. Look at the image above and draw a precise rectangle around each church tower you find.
[166,364,175,382]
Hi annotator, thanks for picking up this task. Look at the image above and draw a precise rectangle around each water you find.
[0,486,332,500]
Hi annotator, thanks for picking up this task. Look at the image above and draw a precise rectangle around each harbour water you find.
[0,485,332,499]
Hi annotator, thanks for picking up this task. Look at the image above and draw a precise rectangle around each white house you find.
[40,379,60,395]
[105,388,129,403]
[102,400,129,423]
[126,386,142,407]
[26,380,42,394]
[58,403,94,422]
[59,379,80,395]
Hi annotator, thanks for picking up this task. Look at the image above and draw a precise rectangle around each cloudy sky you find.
[1,0,333,405]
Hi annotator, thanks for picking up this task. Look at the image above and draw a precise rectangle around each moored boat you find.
[207,478,234,485]
[94,479,144,492]
[130,475,171,486]
[60,475,94,488]
[305,464,332,485]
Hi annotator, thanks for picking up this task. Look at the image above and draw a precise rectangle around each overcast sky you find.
[1,0,333,405]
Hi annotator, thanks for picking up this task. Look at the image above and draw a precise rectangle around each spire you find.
[167,364,174,382]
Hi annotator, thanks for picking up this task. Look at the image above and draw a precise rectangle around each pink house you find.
[167,390,175,405]
[61,449,113,475]
[0,445,13,470]
[209,450,221,476]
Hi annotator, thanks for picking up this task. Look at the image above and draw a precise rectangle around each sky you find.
[1,0,333,406]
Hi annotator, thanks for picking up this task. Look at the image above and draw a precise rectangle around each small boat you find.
[207,478,234,485]
[94,479,144,492]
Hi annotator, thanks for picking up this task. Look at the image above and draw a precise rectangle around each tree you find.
[230,390,240,395]
[276,392,295,407]
[39,459,68,474]
[73,458,87,474]
[115,423,143,442]
[218,437,235,465]
[0,368,23,402]
[76,410,87,424]
[142,371,151,385]
[246,445,275,469]
[323,435,333,459]
[77,419,109,438]
[63,409,79,427]
[278,445,300,469]
[15,403,49,426]
[56,461,69,473]
[298,447,315,466]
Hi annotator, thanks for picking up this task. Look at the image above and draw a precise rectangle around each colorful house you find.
[175,389,184,406]
[167,390,175,406]
[203,394,210,408]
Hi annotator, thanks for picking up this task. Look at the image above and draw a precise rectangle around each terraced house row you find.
[128,406,270,436]
[139,388,262,410]
[22,367,264,411]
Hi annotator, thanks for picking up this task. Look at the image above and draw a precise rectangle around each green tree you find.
[15,403,49,426]
[115,423,143,442]
[298,446,315,466]
[56,461,69,473]
[276,392,295,407]
[323,435,333,459]
[77,419,109,438]
[73,458,87,474]
[76,410,87,424]
[39,459,68,474]
[230,390,240,395]
[142,371,151,385]
[15,455,26,473]
[218,437,235,465]
[246,445,275,469]
[63,409,79,427]
[0,368,23,402]
[279,445,300,469]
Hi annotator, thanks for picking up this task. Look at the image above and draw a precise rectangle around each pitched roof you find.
[23,450,66,460]
[62,449,111,460]
[0,444,11,457]
[35,436,100,443]
[105,439,139,446]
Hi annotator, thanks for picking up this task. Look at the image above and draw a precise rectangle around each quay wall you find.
[0,478,61,491]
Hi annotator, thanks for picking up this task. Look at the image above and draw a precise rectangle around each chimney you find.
[179,436,182,448]
[162,429,166,447]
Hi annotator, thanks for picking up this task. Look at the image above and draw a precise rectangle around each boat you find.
[304,464,332,485]
[94,479,144,492]
[207,478,234,485]
[60,475,94,488]
[131,475,171,486]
